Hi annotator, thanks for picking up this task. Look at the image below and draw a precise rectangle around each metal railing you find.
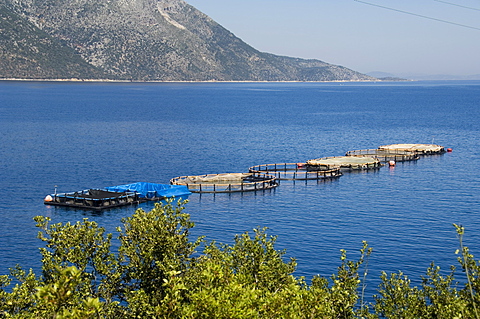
[248,163,342,180]
[345,149,419,162]
[170,173,279,193]
[45,189,141,210]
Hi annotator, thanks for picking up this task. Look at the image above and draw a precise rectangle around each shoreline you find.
[0,78,413,84]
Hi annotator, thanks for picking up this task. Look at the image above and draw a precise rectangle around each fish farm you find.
[44,143,449,201]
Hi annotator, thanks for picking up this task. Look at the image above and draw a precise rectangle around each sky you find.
[186,0,480,77]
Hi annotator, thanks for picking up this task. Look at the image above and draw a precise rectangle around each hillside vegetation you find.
[0,0,376,81]
[0,6,107,79]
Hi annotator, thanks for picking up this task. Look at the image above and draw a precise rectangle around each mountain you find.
[0,5,108,79]
[366,71,397,79]
[367,71,480,81]
[366,71,409,81]
[0,0,376,81]
[398,74,480,81]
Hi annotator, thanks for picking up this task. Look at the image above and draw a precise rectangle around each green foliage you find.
[34,214,121,313]
[35,266,102,318]
[421,264,466,318]
[0,204,479,318]
[454,224,480,319]
[117,201,201,297]
[0,266,39,317]
[373,225,480,319]
[117,200,203,317]
[329,242,372,318]
[178,228,298,318]
[375,271,426,318]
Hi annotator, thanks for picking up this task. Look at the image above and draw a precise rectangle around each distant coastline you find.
[0,78,399,83]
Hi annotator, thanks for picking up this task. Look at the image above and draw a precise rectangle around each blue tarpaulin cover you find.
[105,182,191,199]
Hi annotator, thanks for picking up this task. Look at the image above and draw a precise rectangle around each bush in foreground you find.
[0,201,478,318]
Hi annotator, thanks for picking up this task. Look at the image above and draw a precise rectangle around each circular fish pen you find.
[378,144,445,155]
[306,156,382,171]
[345,149,419,162]
[248,163,342,180]
[170,173,278,193]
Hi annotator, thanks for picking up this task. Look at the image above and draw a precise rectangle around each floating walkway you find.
[306,156,382,171]
[44,182,191,210]
[378,144,445,155]
[170,173,278,193]
[248,163,342,181]
[345,149,419,162]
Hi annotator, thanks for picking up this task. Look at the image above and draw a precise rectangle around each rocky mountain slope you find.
[0,0,376,81]
[0,5,108,79]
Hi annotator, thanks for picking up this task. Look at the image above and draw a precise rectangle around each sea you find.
[0,80,479,299]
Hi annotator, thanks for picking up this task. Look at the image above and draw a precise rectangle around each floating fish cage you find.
[248,163,342,180]
[306,156,382,171]
[170,173,278,193]
[378,144,445,155]
[345,149,419,162]
[43,182,191,210]
[44,189,141,211]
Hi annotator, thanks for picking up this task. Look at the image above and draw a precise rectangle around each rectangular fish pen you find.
[44,182,191,210]
[44,189,141,210]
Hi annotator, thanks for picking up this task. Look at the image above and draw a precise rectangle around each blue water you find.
[1,80,479,298]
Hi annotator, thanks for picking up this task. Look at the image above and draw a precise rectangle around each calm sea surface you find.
[0,80,479,298]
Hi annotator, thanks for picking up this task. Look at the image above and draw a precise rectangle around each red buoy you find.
[388,160,396,167]
[447,148,453,152]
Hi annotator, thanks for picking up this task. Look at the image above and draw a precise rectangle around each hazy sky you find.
[186,0,480,76]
